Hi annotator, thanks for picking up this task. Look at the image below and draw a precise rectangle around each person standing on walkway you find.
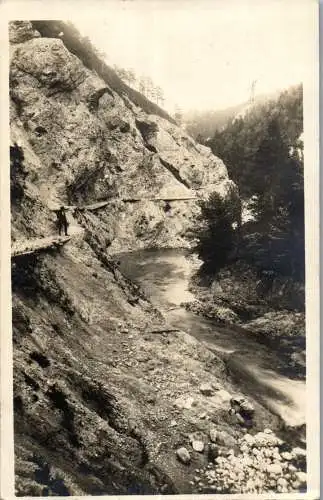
[57,206,69,236]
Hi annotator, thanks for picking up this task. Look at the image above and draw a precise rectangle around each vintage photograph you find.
[5,0,319,496]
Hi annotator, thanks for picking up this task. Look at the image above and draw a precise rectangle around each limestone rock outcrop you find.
[10,21,237,251]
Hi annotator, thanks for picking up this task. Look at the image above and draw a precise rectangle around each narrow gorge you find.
[10,21,306,496]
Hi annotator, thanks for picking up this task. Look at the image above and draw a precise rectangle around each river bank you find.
[181,259,306,379]
[118,250,306,422]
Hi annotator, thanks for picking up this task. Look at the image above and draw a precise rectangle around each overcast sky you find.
[74,0,313,113]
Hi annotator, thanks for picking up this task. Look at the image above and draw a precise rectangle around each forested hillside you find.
[206,85,303,198]
[190,84,305,325]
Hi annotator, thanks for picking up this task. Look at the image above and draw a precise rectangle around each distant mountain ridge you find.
[184,88,287,140]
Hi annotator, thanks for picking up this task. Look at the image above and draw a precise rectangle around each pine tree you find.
[139,77,146,95]
[193,192,240,273]
[174,105,183,125]
[156,86,165,106]
[144,77,154,100]
[123,69,136,87]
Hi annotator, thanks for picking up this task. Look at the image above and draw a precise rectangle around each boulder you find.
[192,441,204,453]
[9,21,40,44]
[199,383,214,396]
[11,38,87,91]
[295,471,306,485]
[174,395,196,410]
[242,433,255,447]
[281,451,293,461]
[216,431,236,448]
[291,350,306,368]
[253,431,282,448]
[176,447,191,464]
[208,444,219,462]
[292,447,306,458]
[277,477,288,488]
[266,463,283,475]
[215,389,232,403]
[230,396,255,418]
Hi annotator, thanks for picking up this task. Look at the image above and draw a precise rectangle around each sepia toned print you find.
[5,1,319,497]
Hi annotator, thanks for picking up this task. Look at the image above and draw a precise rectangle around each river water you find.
[118,249,305,434]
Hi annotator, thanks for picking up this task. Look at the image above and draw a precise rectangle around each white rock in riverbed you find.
[277,477,288,488]
[295,471,306,484]
[266,463,283,475]
[292,447,306,458]
[191,427,305,495]
[253,431,282,448]
[243,433,255,447]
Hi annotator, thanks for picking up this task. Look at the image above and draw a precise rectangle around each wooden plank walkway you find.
[119,196,198,203]
[12,194,198,258]
[61,196,198,212]
[11,235,71,258]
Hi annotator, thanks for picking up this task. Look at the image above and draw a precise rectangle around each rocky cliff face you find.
[9,20,242,496]
[10,21,236,252]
